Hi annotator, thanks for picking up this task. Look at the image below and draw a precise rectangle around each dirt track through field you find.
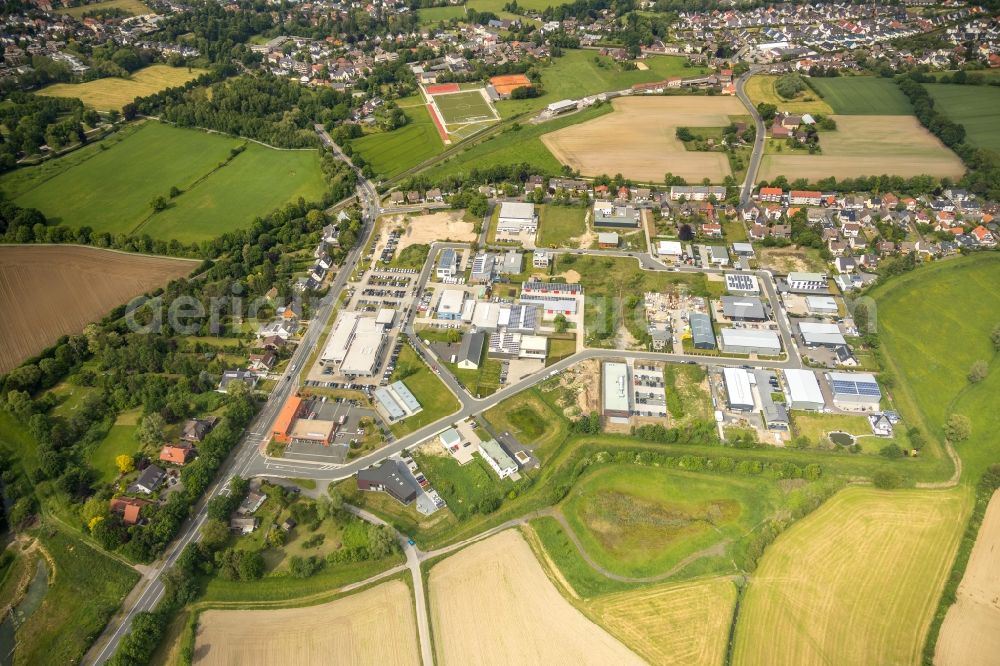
[429,529,644,665]
[936,489,1000,666]
[759,115,965,181]
[541,96,745,183]
[0,246,197,372]
[193,580,420,666]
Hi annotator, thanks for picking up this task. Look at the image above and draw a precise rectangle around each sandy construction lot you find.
[759,115,965,181]
[0,246,197,372]
[193,580,420,666]
[429,529,643,665]
[936,489,1000,666]
[541,96,745,183]
[386,211,478,251]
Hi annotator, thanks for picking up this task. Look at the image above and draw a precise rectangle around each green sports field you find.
[562,466,781,578]
[349,101,445,178]
[926,83,1000,153]
[1,122,326,242]
[433,90,497,125]
[806,76,913,115]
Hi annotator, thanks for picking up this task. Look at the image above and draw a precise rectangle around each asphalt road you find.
[86,129,381,666]
[736,68,766,207]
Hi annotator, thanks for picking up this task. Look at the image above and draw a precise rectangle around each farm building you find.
[437,289,466,320]
[602,361,631,420]
[799,321,846,348]
[456,331,485,369]
[721,296,767,322]
[827,372,882,410]
[720,328,781,355]
[437,248,459,279]
[357,460,419,504]
[593,202,640,228]
[341,317,387,377]
[479,439,519,479]
[806,295,839,315]
[497,202,538,234]
[726,273,760,293]
[784,369,825,411]
[689,312,716,349]
[722,367,755,412]
[787,272,828,292]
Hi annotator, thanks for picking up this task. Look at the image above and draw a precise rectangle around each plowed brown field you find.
[0,246,197,371]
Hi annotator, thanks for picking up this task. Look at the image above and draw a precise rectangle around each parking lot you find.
[283,397,386,464]
[631,362,668,419]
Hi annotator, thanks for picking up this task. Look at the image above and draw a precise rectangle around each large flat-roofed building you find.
[720,328,782,355]
[689,312,716,349]
[827,371,882,410]
[374,387,405,421]
[725,273,760,293]
[321,311,361,364]
[497,201,537,234]
[271,395,304,443]
[288,419,336,445]
[357,460,419,504]
[723,367,755,411]
[520,295,577,317]
[602,361,631,418]
[784,369,825,410]
[437,247,459,279]
[522,281,583,297]
[341,317,387,376]
[806,295,839,315]
[799,321,846,347]
[436,288,466,320]
[721,296,767,322]
[707,245,730,266]
[500,304,538,332]
[657,240,683,257]
[472,301,502,331]
[519,335,548,359]
[478,439,518,479]
[787,271,828,292]
[373,380,422,422]
[593,202,640,228]
[498,250,523,275]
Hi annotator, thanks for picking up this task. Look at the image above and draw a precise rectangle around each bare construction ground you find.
[0,246,197,372]
[429,529,644,666]
[193,580,420,666]
[541,96,745,183]
[936,489,1000,666]
[386,211,478,251]
[759,115,965,181]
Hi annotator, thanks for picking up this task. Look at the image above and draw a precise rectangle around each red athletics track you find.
[424,83,460,95]
[427,103,450,143]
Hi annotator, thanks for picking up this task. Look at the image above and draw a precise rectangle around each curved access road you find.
[735,68,766,207]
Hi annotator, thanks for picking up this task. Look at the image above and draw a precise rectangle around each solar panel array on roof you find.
[725,273,759,293]
[831,379,881,397]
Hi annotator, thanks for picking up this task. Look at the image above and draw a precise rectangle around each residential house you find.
[248,352,276,372]
[159,444,195,466]
[135,464,166,495]
[110,497,150,526]
[180,417,219,443]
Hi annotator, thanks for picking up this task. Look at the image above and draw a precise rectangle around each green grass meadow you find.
[389,345,461,437]
[536,204,588,247]
[349,102,445,178]
[806,76,913,115]
[872,253,1000,484]
[562,466,781,578]
[416,4,466,25]
[926,83,1000,153]
[90,420,140,484]
[2,122,326,242]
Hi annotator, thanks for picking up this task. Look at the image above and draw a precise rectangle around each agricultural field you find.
[38,65,204,110]
[59,0,153,17]
[561,466,781,578]
[746,74,833,115]
[193,580,420,666]
[759,115,965,182]
[3,122,326,242]
[428,529,644,665]
[806,76,913,115]
[349,102,445,178]
[926,84,1000,153]
[872,254,1000,482]
[587,578,736,666]
[936,490,1000,666]
[0,246,197,372]
[497,50,711,118]
[536,204,588,247]
[542,96,745,183]
[732,487,969,666]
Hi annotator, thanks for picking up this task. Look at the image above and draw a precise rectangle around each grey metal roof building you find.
[457,330,485,369]
[721,296,767,321]
[374,388,405,421]
[390,381,421,413]
[784,369,825,411]
[799,322,846,347]
[720,328,782,355]
[689,312,716,349]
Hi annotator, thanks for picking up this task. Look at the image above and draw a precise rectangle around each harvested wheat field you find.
[936,489,1000,666]
[759,115,965,182]
[193,580,420,666]
[541,96,745,183]
[429,529,644,666]
[385,211,478,251]
[733,487,969,666]
[0,246,197,372]
[588,578,736,666]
